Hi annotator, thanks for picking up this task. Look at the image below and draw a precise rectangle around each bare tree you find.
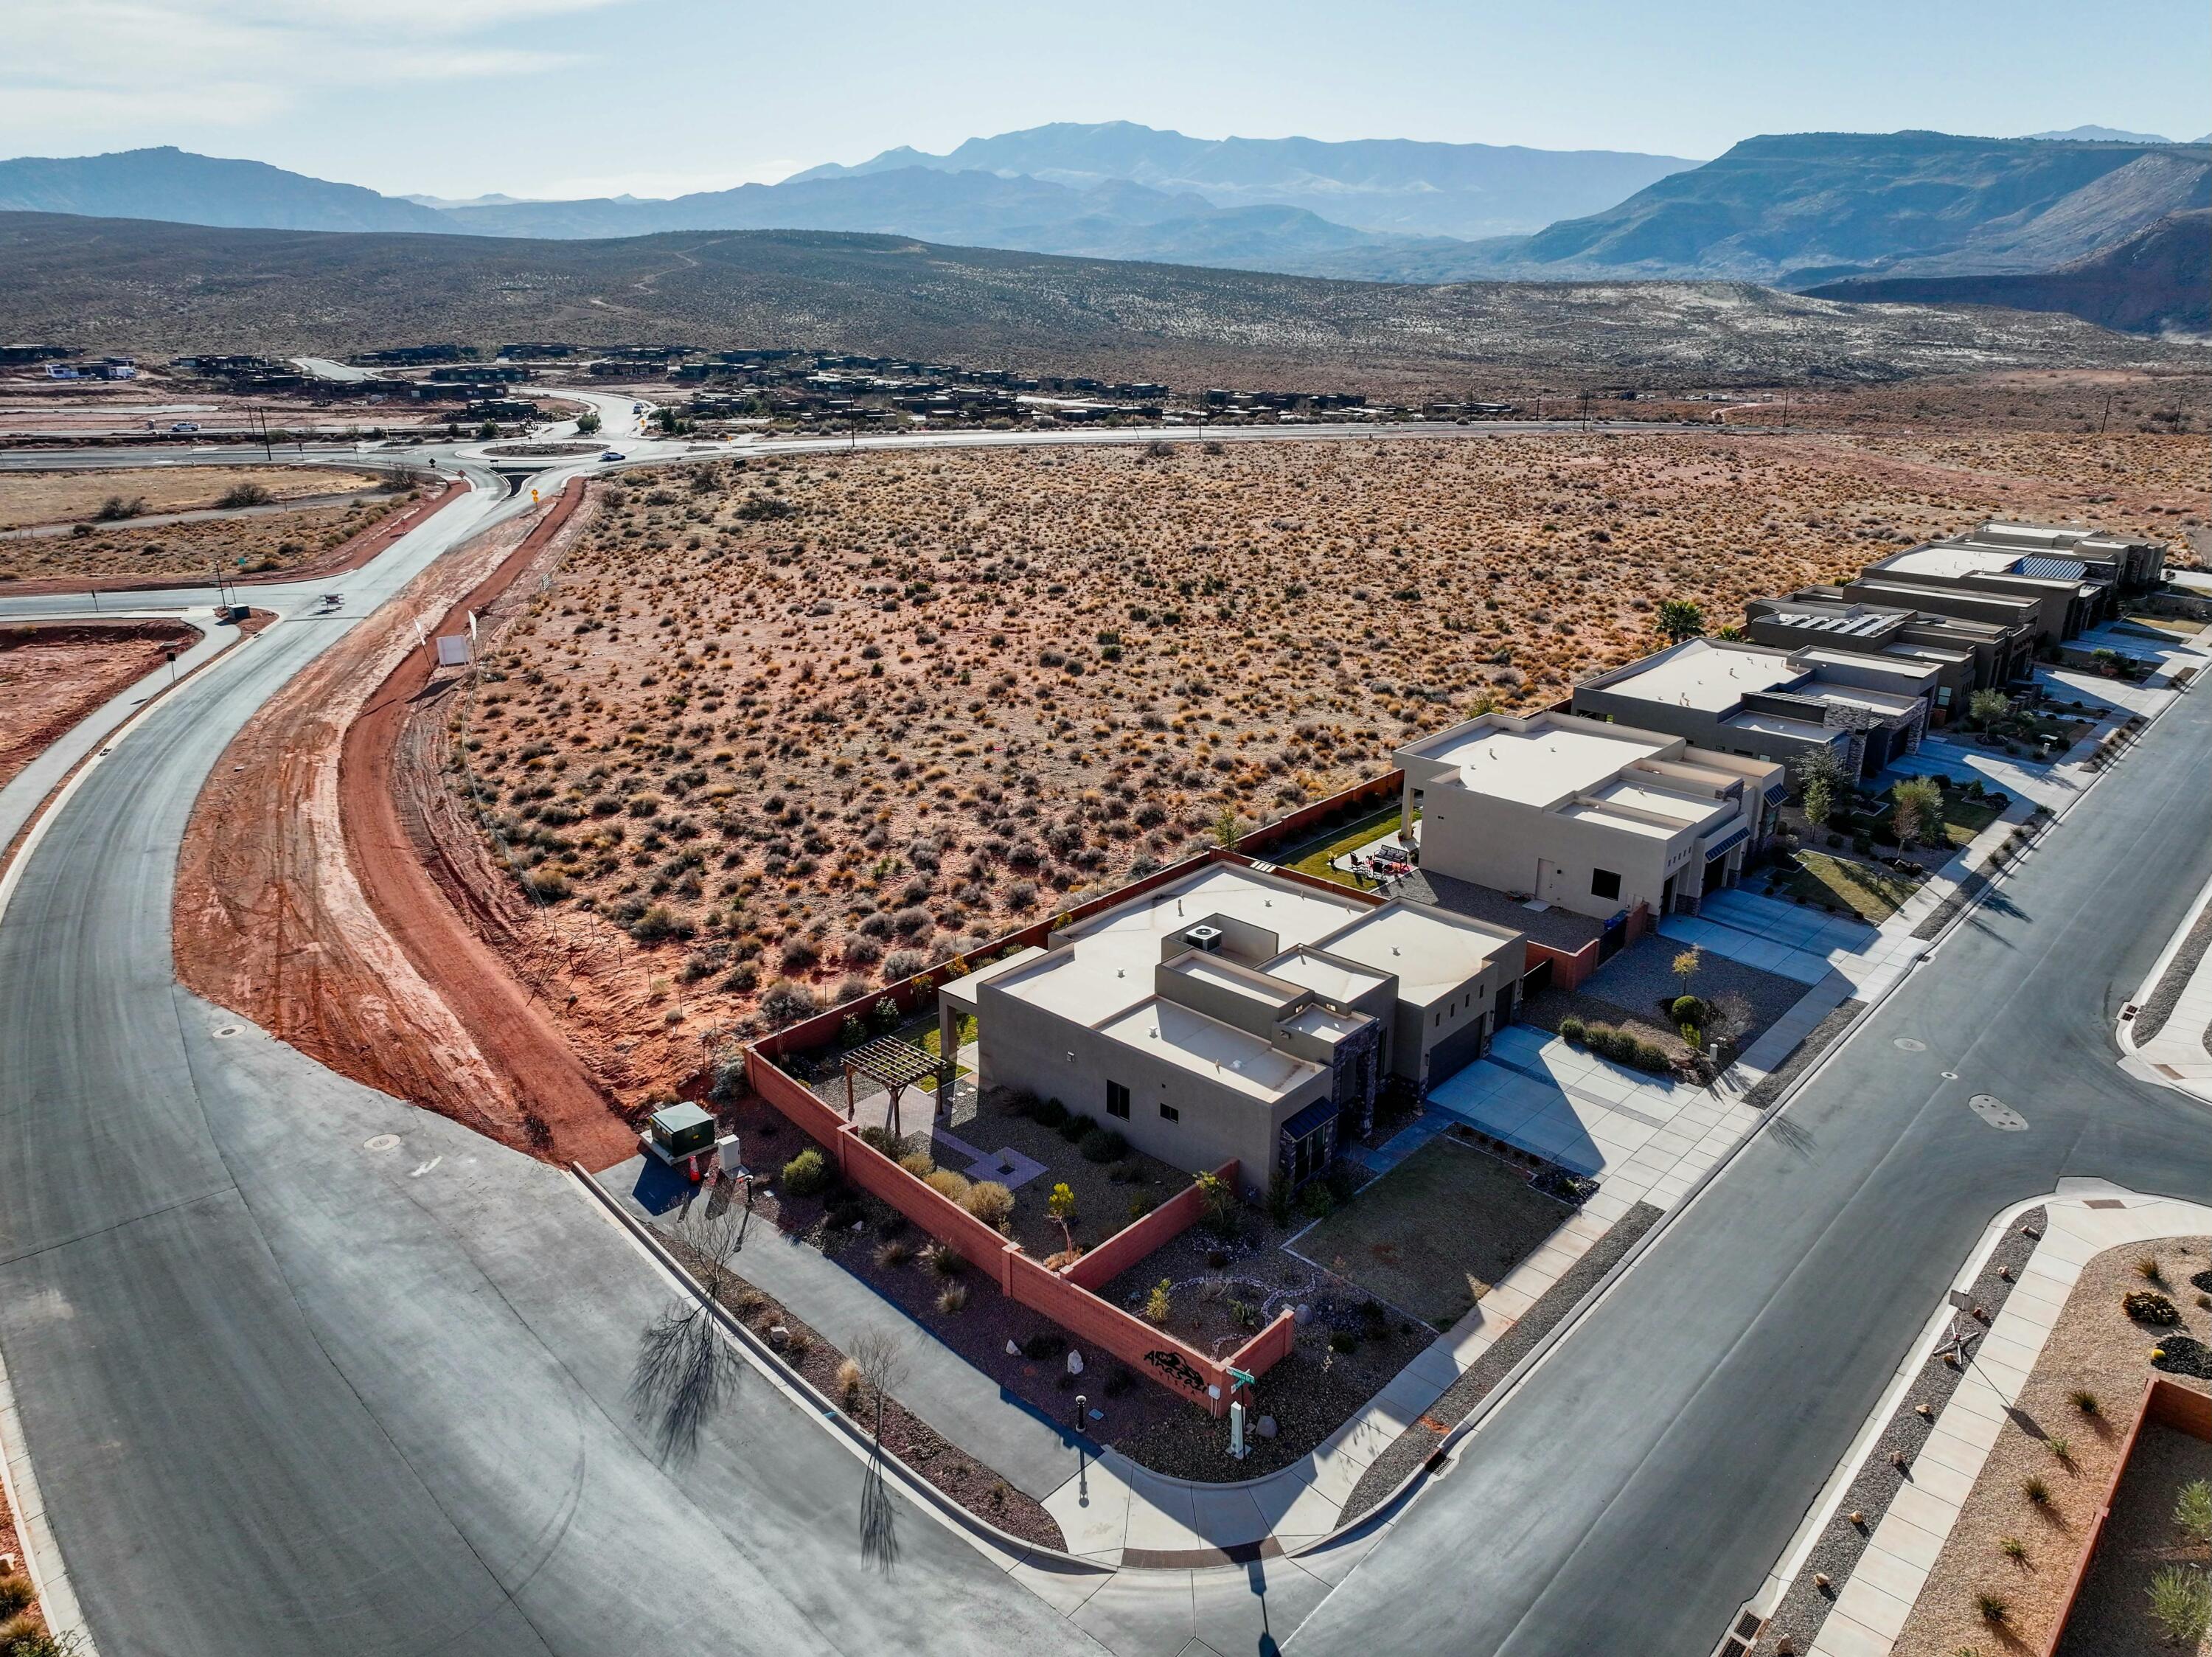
[1706,992,1756,1057]
[848,1325,911,1442]
[627,1194,752,1463]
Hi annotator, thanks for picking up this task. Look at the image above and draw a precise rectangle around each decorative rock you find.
[1006,1339,1022,1357]
[768,1324,790,1349]
[1848,1510,1865,1526]
[1915,1402,1932,1419]
[1066,1349,1085,1376]
[1294,1304,1312,1326]
[1254,1415,1278,1439]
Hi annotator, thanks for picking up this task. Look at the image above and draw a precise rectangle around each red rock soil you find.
[0,619,200,791]
[174,485,636,1167]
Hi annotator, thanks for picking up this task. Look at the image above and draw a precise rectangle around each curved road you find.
[0,409,2205,1657]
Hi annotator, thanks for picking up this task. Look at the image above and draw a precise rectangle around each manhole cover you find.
[1968,1094,2028,1132]
[212,1025,241,1038]
[363,1134,401,1153]
[1893,1038,1927,1052]
[1941,1071,1959,1080]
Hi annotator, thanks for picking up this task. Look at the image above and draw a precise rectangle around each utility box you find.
[646,1102,716,1161]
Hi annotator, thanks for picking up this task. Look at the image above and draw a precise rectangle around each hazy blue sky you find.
[7,1,2207,198]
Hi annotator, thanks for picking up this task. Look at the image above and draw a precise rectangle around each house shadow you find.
[628,1153,695,1216]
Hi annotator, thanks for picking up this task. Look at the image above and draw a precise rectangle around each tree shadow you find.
[858,1448,901,1577]
[1765,1111,1818,1161]
[627,1194,754,1464]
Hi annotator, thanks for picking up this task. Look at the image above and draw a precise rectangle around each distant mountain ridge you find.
[1477,130,2211,292]
[1806,208,2211,335]
[0,146,449,233]
[790,120,1701,240]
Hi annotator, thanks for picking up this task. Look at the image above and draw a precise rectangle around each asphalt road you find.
[1295,675,2212,1655]
[0,459,1105,1657]
[1,417,2205,1657]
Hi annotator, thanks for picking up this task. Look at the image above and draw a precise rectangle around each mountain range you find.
[1,124,2204,333]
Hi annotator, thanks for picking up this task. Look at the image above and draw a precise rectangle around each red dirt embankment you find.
[175,479,636,1166]
[0,477,467,597]
[0,618,199,790]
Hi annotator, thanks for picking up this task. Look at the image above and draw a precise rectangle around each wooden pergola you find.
[842,1037,942,1141]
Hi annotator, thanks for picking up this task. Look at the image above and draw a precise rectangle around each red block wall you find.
[1059,1161,1234,1292]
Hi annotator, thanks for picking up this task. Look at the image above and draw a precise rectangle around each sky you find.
[4,0,2208,200]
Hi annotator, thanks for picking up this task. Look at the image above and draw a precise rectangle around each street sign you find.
[1227,1366,1256,1389]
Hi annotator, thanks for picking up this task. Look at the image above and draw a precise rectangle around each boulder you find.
[1254,1415,1278,1439]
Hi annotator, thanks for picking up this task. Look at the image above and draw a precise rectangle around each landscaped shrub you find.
[897,1151,935,1178]
[1299,1182,1336,1219]
[882,948,927,981]
[1670,995,1705,1024]
[2125,1288,2182,1325]
[1058,1111,1096,1144]
[0,1577,32,1618]
[925,1242,964,1277]
[1020,1331,1067,1361]
[964,1181,1015,1227]
[936,1283,968,1314]
[1558,1015,1587,1045]
[924,1168,973,1205]
[1328,1330,1358,1354]
[857,1124,900,1156]
[1144,1279,1173,1324]
[1079,1127,1128,1163]
[780,1147,830,1196]
[759,979,820,1028]
[1032,1097,1069,1130]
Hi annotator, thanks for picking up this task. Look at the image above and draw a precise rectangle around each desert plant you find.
[1670,994,1705,1025]
[2138,1254,2167,1284]
[2045,1434,2072,1464]
[1032,1097,1069,1130]
[1328,1329,1358,1354]
[1671,949,1701,997]
[1653,597,1705,644]
[873,1239,914,1269]
[94,493,146,520]
[1974,1589,2008,1623]
[1969,687,2011,729]
[779,1147,830,1196]
[2126,1289,2182,1325]
[1803,774,1834,829]
[0,1577,33,1619]
[897,1151,934,1178]
[964,1180,1015,1229]
[925,1242,964,1277]
[0,1620,83,1657]
[1057,1111,1096,1144]
[936,1282,967,1315]
[2147,1565,2212,1644]
[849,1326,910,1439]
[1195,1169,1239,1237]
[1558,1015,1588,1045]
[2021,1473,2050,1507]
[836,1356,865,1402]
[1144,1278,1173,1324]
[1997,1535,2027,1561]
[1079,1126,1127,1163]
[2069,1388,2101,1417]
[923,1168,972,1205]
[217,481,273,508]
[2176,1479,2212,1544]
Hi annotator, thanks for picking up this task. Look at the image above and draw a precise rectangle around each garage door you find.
[1427,1012,1492,1088]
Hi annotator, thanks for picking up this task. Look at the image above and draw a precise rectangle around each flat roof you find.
[991,862,1373,1029]
[1406,717,1673,807]
[1884,546,2025,580]
[1595,639,1804,712]
[938,945,1047,1012]
[1284,1004,1366,1044]
[1096,998,1322,1102]
[1161,951,1302,1012]
[1262,946,1391,1005]
[1722,709,1838,740]
[1561,803,1678,840]
[1797,683,1923,718]
[1797,646,1940,682]
[1585,779,1731,827]
[1313,903,1517,1006]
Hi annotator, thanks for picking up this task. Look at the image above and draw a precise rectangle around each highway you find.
[0,409,2205,1656]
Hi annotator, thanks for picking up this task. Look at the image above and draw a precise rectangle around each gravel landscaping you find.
[1890,1232,2212,1657]
[1749,1208,2045,1657]
[2053,1417,2212,1657]
[1742,1000,1865,1112]
[2132,891,2212,1045]
[1582,933,1809,1050]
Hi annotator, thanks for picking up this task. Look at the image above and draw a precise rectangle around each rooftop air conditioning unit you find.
[1184,925,1225,953]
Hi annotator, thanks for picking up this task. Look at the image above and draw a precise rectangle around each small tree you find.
[1892,776,1944,847]
[1214,805,1242,847]
[1654,598,1706,645]
[1968,687,2011,729]
[1672,949,1701,999]
[1047,1181,1078,1254]
[575,410,602,435]
[849,1326,910,1442]
[1144,1279,1174,1325]
[1803,774,1834,829]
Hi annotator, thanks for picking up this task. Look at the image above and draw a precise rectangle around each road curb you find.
[0,1321,99,1653]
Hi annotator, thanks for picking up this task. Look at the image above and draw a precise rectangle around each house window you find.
[1159,1102,1180,1123]
[1106,1080,1130,1119]
[1590,868,1621,900]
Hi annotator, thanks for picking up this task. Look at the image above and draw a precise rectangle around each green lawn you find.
[1276,804,1409,889]
[1941,796,2004,847]
[1778,851,1919,923]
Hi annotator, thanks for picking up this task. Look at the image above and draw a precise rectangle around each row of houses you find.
[931,518,2168,1201]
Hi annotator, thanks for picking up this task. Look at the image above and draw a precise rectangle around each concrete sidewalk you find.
[0,606,242,855]
[2121,870,2212,1103]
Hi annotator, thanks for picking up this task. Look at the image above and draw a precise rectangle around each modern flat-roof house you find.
[942,861,1525,1192]
[1394,711,1784,924]
[1746,588,2031,698]
[1860,524,2135,646]
[1573,636,1933,776]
